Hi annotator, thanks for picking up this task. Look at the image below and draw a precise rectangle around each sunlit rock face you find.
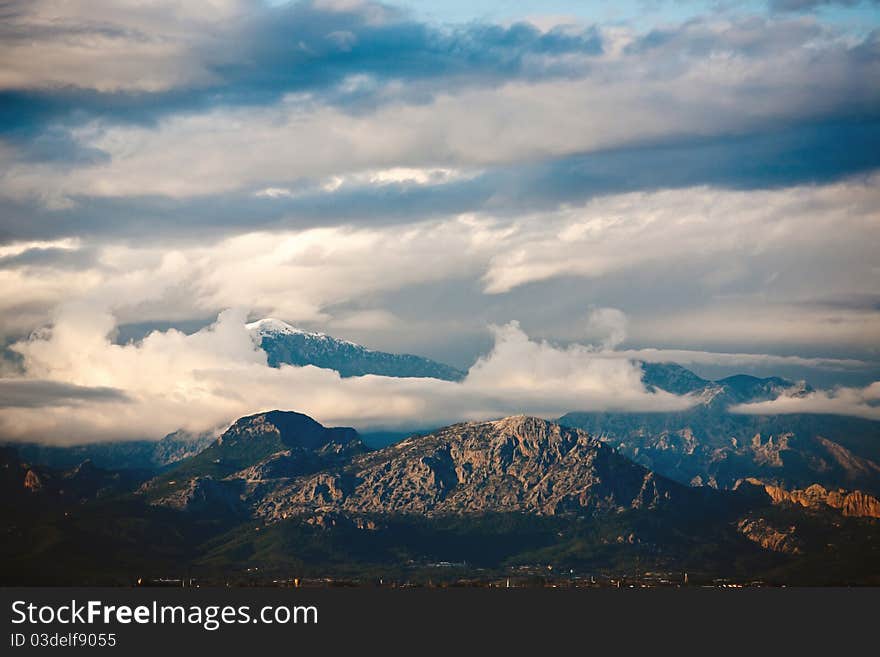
[752,479,880,519]
[257,415,691,520]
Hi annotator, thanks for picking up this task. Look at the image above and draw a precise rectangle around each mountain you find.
[156,412,880,584]
[3,411,879,585]
[641,362,811,403]
[149,430,218,467]
[248,318,466,380]
[742,479,880,519]
[148,413,710,520]
[12,430,215,472]
[257,415,696,519]
[142,410,366,512]
[0,447,147,505]
[641,362,716,395]
[561,363,880,495]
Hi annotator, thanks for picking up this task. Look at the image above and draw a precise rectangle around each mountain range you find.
[561,363,880,496]
[2,325,879,585]
[3,408,879,585]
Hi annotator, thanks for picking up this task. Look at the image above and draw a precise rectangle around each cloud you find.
[325,309,399,331]
[629,303,880,352]
[3,298,875,443]
[0,176,877,365]
[480,174,880,300]
[2,10,878,206]
[731,381,880,420]
[574,307,872,370]
[0,0,602,119]
[769,0,878,12]
[0,0,251,93]
[0,246,95,271]
[0,309,694,443]
[584,307,628,350]
[612,347,870,371]
[0,379,129,408]
[2,117,877,245]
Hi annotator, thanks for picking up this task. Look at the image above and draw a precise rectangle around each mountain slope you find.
[561,363,880,494]
[257,416,708,520]
[0,447,148,508]
[4,410,879,585]
[12,430,215,472]
[142,410,365,511]
[248,318,465,380]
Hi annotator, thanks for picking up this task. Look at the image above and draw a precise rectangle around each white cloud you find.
[482,178,880,295]
[573,306,870,370]
[0,0,250,92]
[254,187,297,199]
[2,298,874,443]
[731,382,880,421]
[0,177,877,360]
[1,310,694,443]
[0,238,81,259]
[612,347,869,371]
[584,307,628,350]
[2,15,876,203]
[629,303,880,351]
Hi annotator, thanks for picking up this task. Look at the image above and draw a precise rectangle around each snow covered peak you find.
[245,317,466,381]
[246,317,307,336]
[245,317,354,345]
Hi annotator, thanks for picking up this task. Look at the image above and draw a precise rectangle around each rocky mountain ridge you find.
[248,318,466,380]
[745,478,880,519]
[561,366,880,495]
[4,410,879,586]
[142,411,365,511]
[257,415,689,520]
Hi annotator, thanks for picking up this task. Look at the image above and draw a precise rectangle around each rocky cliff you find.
[257,416,687,520]
[750,479,880,519]
[145,410,365,511]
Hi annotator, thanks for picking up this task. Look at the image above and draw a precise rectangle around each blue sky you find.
[382,0,880,34]
[0,0,878,440]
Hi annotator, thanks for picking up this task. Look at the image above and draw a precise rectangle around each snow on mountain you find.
[246,317,466,381]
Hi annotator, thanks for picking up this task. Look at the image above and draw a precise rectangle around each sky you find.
[0,0,878,442]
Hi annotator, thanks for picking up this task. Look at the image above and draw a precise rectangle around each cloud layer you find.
[0,1,878,441]
[1,309,695,443]
[1,176,876,356]
[732,381,880,420]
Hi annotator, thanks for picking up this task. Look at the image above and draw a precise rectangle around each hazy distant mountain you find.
[640,362,810,402]
[13,429,215,472]
[0,447,146,505]
[248,318,466,380]
[561,363,880,495]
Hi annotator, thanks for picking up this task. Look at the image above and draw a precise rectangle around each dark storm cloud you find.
[0,0,602,136]
[0,379,129,408]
